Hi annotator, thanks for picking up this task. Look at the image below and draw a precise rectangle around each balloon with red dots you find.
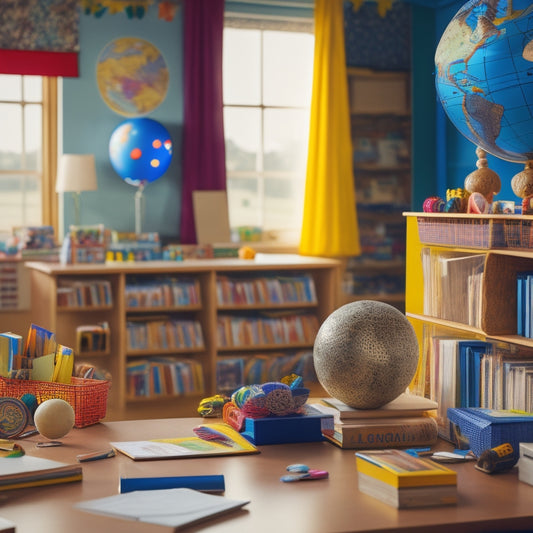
[109,118,173,187]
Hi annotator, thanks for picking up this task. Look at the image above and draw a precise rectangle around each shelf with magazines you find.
[344,67,411,312]
[404,213,533,441]
[26,255,340,420]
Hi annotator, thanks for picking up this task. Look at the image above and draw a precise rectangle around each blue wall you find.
[62,6,183,240]
[63,1,517,240]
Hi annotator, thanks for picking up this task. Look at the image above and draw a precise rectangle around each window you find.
[223,26,314,244]
[0,75,58,234]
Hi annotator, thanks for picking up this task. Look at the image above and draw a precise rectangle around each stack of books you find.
[314,394,438,449]
[355,449,457,508]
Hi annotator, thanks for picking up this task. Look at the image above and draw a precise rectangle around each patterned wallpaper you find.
[344,0,411,71]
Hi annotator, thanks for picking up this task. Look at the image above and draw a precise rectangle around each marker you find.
[77,449,116,462]
[119,474,225,493]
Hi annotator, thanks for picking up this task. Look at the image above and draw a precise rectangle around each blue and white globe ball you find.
[109,118,172,187]
[435,1,533,163]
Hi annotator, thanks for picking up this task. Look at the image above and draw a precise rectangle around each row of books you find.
[215,350,317,395]
[57,279,113,308]
[125,277,201,308]
[422,249,484,329]
[0,263,19,310]
[428,335,533,439]
[216,274,317,306]
[76,323,109,354]
[216,313,319,348]
[126,357,205,398]
[126,319,204,351]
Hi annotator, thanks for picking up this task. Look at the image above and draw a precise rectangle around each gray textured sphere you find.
[313,300,419,409]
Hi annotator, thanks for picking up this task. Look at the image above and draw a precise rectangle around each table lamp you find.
[56,154,98,226]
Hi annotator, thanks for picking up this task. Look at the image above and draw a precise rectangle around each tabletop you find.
[2,417,533,533]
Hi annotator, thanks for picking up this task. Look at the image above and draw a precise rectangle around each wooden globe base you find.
[464,147,501,203]
[511,161,533,198]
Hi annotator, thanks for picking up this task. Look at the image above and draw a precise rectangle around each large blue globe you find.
[435,1,533,163]
[109,118,172,186]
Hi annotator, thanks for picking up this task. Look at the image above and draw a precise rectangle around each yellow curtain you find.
[299,0,360,258]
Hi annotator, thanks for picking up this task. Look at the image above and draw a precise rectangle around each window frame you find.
[222,19,314,246]
[0,75,58,236]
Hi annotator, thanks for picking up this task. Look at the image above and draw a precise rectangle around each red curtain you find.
[0,0,79,77]
[180,0,227,244]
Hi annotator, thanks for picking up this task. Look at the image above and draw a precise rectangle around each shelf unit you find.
[342,68,411,310]
[26,255,340,420]
[404,213,533,436]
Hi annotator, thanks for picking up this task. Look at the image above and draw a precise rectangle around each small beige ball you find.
[34,399,75,439]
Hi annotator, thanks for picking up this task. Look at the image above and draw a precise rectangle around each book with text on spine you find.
[323,415,438,449]
[318,393,437,420]
[355,449,457,508]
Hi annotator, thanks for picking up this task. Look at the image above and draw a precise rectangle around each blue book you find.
[458,341,490,408]
[528,274,533,339]
[517,272,526,336]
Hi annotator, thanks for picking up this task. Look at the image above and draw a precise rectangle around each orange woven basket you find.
[0,376,110,428]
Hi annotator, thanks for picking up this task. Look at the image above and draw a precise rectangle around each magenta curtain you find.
[180,0,227,244]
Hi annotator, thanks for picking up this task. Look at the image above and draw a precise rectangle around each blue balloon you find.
[109,118,172,186]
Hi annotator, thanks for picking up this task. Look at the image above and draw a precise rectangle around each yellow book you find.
[0,455,82,491]
[355,449,457,488]
[111,422,259,461]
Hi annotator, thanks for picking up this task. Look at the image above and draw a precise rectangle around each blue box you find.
[241,405,333,445]
[447,407,533,462]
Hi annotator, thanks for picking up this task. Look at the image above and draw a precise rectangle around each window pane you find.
[0,75,21,101]
[264,177,303,234]
[0,104,23,169]
[264,108,310,172]
[24,104,42,171]
[227,176,260,228]
[0,174,41,231]
[263,31,314,107]
[224,107,261,172]
[223,28,261,105]
[23,76,42,102]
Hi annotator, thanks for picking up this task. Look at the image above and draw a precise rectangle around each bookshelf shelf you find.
[126,347,205,357]
[126,305,203,313]
[26,255,339,420]
[218,302,317,311]
[78,350,111,358]
[58,304,113,312]
[217,343,313,352]
[405,213,533,438]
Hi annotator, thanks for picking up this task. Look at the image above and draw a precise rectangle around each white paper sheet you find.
[74,487,249,530]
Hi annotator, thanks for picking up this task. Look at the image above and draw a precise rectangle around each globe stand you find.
[135,184,145,234]
[511,161,533,200]
[464,147,501,203]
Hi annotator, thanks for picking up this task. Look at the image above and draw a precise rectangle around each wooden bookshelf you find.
[404,213,533,435]
[26,255,340,420]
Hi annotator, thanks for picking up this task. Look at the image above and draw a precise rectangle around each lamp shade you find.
[56,154,98,193]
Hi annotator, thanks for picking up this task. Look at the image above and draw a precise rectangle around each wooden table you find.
[3,417,533,533]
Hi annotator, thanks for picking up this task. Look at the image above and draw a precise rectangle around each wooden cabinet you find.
[26,255,340,420]
[404,213,533,437]
[342,68,411,311]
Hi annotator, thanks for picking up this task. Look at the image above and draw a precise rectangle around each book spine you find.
[338,417,438,449]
